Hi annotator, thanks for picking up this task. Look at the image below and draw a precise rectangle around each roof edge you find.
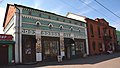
[14,4,86,23]
[3,4,14,27]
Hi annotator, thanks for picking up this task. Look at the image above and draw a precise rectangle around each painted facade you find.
[67,13,117,55]
[3,4,88,63]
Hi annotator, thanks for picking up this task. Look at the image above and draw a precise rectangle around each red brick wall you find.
[85,18,117,55]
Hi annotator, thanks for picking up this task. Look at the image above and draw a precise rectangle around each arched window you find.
[36,21,41,27]
[98,26,100,37]
[78,28,81,32]
[90,24,94,37]
[59,25,63,30]
[48,23,53,29]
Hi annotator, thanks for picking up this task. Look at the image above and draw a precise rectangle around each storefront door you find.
[22,35,36,63]
[42,37,59,61]
[0,45,8,65]
[64,38,75,59]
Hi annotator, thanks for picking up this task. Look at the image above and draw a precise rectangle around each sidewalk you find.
[1,52,120,68]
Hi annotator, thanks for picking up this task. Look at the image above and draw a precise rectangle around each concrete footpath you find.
[1,52,120,68]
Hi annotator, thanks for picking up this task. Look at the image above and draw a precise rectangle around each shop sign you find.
[41,31,60,37]
[0,34,13,41]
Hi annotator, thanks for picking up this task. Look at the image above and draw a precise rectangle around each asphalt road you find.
[1,52,120,68]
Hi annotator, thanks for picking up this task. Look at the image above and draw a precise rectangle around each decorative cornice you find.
[21,14,86,28]
[22,22,85,32]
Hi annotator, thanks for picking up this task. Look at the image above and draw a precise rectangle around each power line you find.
[94,0,120,27]
[78,0,117,23]
[60,0,117,25]
[94,0,120,19]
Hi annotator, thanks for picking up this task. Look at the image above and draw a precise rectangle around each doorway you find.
[0,45,8,65]
[64,38,75,59]
[22,35,36,63]
[42,37,60,61]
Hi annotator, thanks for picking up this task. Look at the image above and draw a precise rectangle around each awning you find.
[0,40,15,44]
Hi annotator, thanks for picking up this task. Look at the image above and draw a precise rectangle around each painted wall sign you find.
[0,34,13,41]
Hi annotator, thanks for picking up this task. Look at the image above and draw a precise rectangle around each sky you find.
[0,0,120,34]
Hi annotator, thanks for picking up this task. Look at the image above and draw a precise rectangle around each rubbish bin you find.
[57,55,62,62]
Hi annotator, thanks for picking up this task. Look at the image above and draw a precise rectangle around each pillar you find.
[85,27,89,55]
[60,32,65,58]
[36,29,42,61]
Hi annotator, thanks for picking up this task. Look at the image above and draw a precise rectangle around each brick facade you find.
[85,18,117,55]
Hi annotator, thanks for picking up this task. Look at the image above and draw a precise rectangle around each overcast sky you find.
[0,0,120,33]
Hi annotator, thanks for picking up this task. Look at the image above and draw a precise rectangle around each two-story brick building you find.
[67,12,117,55]
[3,4,88,63]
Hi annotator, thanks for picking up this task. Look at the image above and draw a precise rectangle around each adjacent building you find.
[116,30,120,45]
[67,12,117,55]
[3,4,88,63]
[0,34,15,65]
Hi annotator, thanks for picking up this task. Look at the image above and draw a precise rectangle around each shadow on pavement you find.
[1,52,120,68]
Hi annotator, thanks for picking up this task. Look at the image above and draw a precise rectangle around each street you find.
[1,52,120,68]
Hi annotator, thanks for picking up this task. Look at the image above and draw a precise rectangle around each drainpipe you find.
[15,5,20,63]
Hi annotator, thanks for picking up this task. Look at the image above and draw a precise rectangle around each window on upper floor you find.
[48,23,53,29]
[70,27,73,31]
[103,27,107,36]
[59,25,63,30]
[109,30,111,36]
[36,21,41,27]
[90,24,94,37]
[98,26,101,38]
[78,28,81,32]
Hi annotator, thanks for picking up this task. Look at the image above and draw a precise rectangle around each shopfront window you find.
[75,42,84,55]
[43,40,59,60]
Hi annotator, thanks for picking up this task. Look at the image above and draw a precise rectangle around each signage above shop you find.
[0,34,13,41]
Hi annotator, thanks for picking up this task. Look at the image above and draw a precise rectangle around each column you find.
[71,33,75,56]
[60,32,65,58]
[36,29,42,61]
[19,7,23,63]
[85,27,89,55]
